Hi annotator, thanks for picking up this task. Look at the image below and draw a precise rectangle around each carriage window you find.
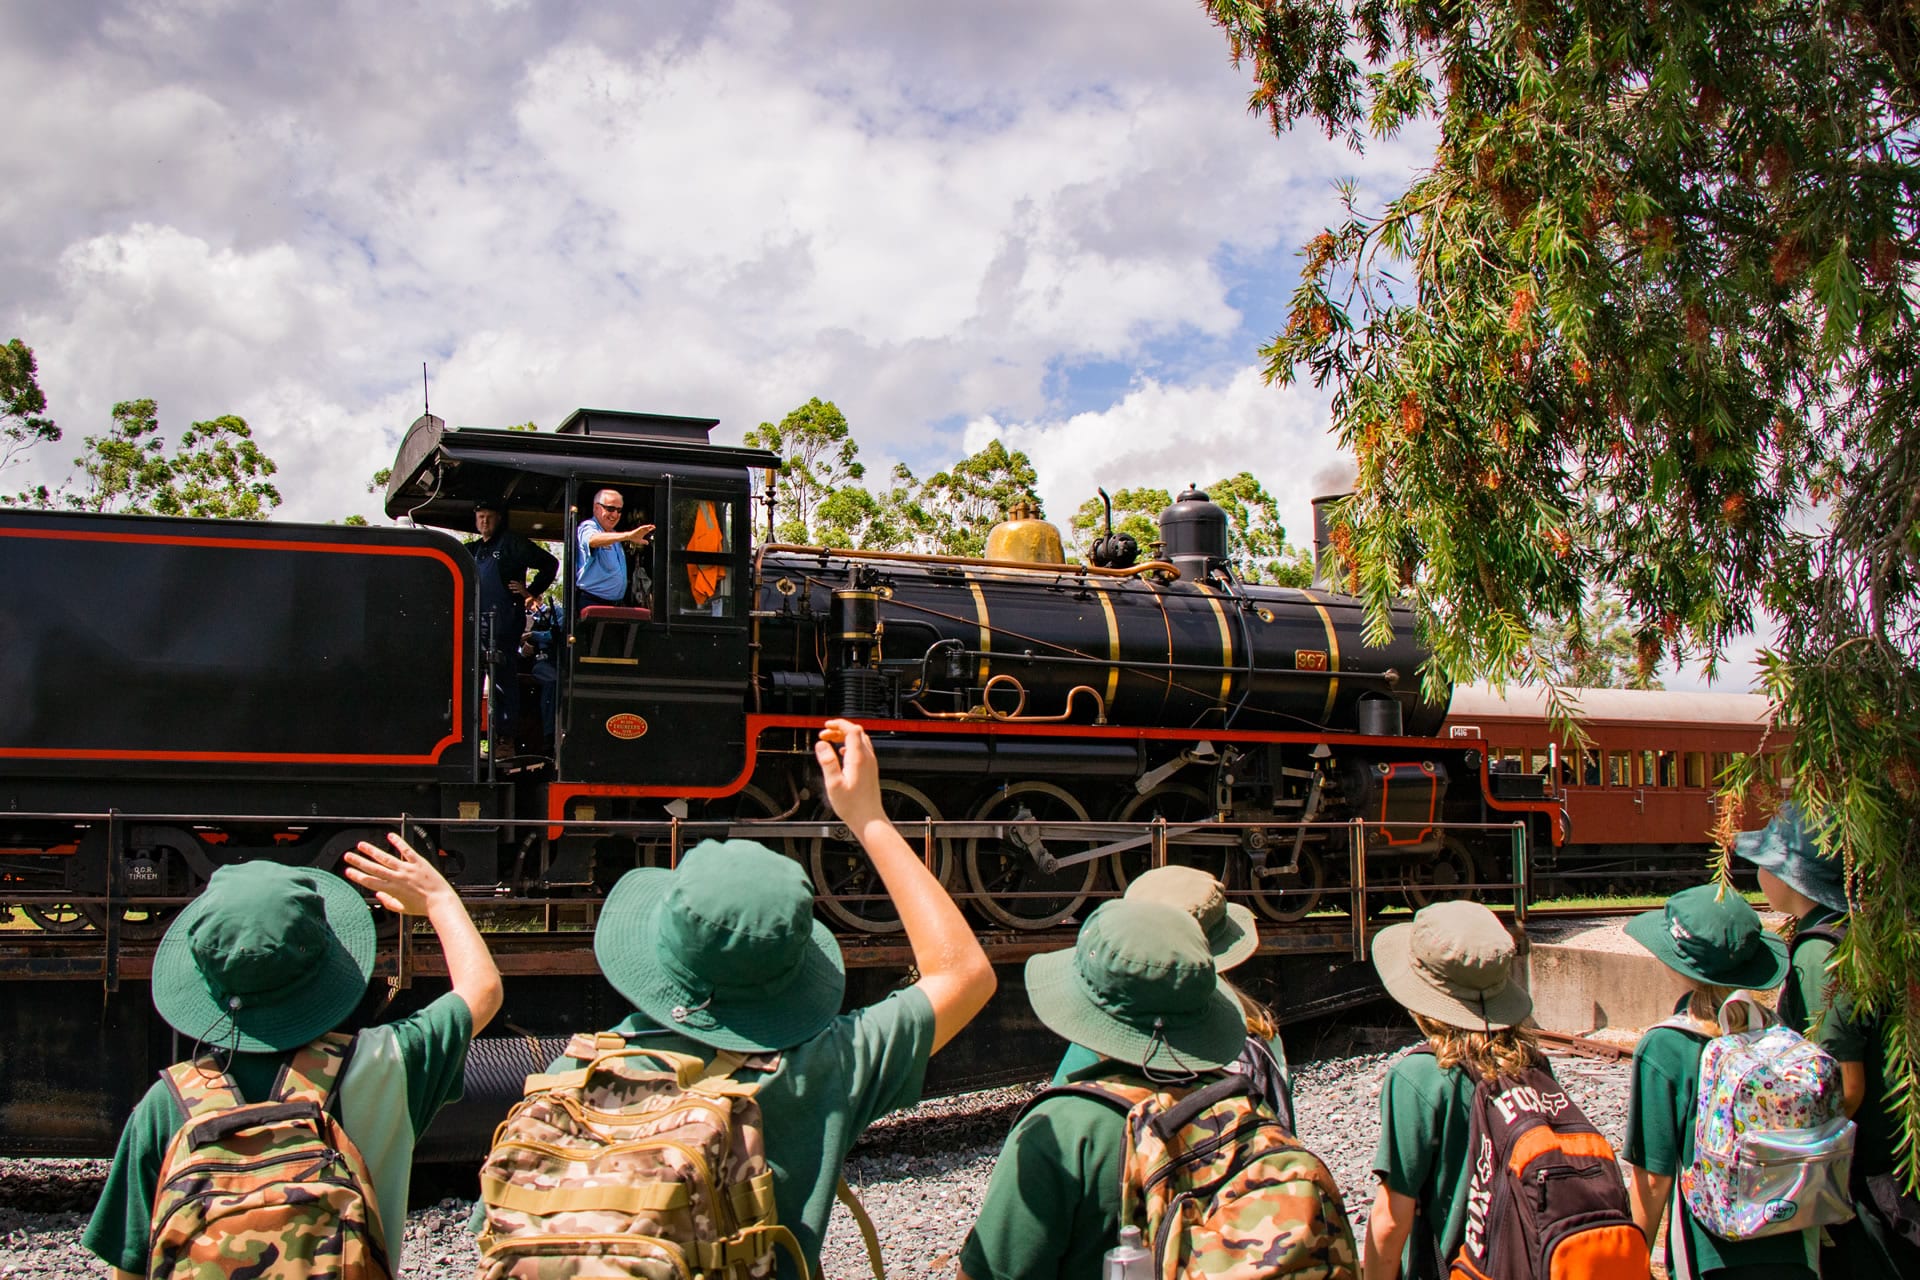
[1577,750,1601,785]
[1684,752,1708,788]
[669,496,736,618]
[1655,750,1678,787]
[1605,752,1629,787]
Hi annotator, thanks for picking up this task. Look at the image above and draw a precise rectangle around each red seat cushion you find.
[577,606,651,622]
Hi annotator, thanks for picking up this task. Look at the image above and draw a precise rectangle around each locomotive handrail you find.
[755,542,1183,580]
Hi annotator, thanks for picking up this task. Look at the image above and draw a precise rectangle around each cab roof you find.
[383,410,777,537]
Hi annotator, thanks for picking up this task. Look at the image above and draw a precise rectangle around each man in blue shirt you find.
[575,487,652,609]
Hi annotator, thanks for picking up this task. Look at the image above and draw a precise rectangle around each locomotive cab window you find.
[667,494,739,620]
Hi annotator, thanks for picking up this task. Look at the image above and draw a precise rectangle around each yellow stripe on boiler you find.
[1096,587,1121,708]
[969,582,991,687]
[1298,588,1342,725]
[1192,582,1234,705]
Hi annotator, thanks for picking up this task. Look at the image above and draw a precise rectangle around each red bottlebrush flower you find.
[1571,357,1593,385]
[1309,305,1333,338]
[1722,493,1748,524]
[1491,420,1511,448]
[1696,84,1724,122]
[1868,234,1899,285]
[1659,612,1680,640]
[1481,467,1503,491]
[1306,232,1338,273]
[1684,301,1710,345]
[1772,234,1808,285]
[1508,288,1536,332]
[1763,141,1793,188]
[1546,527,1572,558]
[1399,394,1425,436]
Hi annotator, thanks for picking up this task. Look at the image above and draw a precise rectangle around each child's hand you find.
[343,832,455,916]
[816,719,886,830]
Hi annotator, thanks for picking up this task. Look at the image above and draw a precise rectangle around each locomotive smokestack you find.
[1310,493,1349,589]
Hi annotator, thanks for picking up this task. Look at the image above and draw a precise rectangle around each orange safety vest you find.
[686,501,724,605]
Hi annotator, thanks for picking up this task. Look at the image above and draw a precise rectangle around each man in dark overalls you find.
[466,497,556,751]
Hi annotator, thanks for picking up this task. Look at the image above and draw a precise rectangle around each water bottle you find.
[1103,1224,1152,1280]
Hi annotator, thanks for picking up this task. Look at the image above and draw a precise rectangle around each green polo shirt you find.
[531,986,935,1280]
[1780,906,1896,1181]
[82,990,474,1274]
[1623,1007,1816,1276]
[959,1058,1137,1280]
[1371,1049,1475,1277]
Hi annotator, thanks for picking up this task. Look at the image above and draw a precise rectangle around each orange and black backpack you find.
[1417,1048,1649,1280]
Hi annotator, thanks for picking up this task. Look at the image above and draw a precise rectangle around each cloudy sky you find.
[2,0,1759,686]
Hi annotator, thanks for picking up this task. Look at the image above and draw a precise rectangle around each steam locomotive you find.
[0,408,1558,944]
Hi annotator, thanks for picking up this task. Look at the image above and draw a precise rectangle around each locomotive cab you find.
[383,409,774,792]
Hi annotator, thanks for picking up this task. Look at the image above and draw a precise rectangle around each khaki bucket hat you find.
[1124,864,1259,971]
[1371,899,1533,1031]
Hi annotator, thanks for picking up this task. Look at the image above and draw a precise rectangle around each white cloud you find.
[964,367,1341,543]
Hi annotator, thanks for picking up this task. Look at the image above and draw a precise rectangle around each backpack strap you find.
[1789,920,1847,964]
[161,1058,244,1121]
[834,1178,885,1280]
[273,1031,355,1108]
[563,1029,630,1059]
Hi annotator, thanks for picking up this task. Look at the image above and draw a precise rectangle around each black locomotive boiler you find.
[0,407,1560,1157]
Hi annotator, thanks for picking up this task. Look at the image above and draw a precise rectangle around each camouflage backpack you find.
[1034,1064,1358,1280]
[149,1031,391,1280]
[475,1033,882,1280]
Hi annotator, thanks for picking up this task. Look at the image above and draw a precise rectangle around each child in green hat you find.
[958,896,1355,1280]
[505,719,995,1280]
[1048,863,1293,1122]
[1736,806,1920,1277]
[1621,882,1815,1279]
[82,833,503,1278]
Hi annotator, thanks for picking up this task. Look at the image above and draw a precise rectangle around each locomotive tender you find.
[1,407,1557,941]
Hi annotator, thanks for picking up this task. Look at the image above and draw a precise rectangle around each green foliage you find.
[1065,476,1312,583]
[1203,0,1920,1184]
[1534,597,1662,690]
[915,439,1041,557]
[744,398,866,545]
[1067,487,1170,561]
[0,339,59,475]
[1206,471,1314,585]
[12,399,283,519]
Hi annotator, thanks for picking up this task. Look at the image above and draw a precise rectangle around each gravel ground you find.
[0,1031,1636,1279]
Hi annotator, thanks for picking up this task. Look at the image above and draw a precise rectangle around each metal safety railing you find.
[1,807,1535,980]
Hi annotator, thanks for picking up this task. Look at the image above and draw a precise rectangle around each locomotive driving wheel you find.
[1246,845,1328,923]
[1401,837,1480,908]
[1107,785,1219,891]
[964,782,1101,931]
[810,781,951,934]
[21,903,91,934]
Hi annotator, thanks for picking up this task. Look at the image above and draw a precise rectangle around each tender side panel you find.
[0,522,468,768]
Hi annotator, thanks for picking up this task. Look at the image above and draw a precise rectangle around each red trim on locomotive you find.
[546,711,1564,840]
[0,525,469,766]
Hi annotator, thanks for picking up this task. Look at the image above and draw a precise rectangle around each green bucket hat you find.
[1734,804,1848,912]
[152,861,376,1053]
[1626,882,1789,990]
[1372,900,1534,1032]
[594,839,845,1053]
[1025,899,1247,1073]
[1125,864,1259,971]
